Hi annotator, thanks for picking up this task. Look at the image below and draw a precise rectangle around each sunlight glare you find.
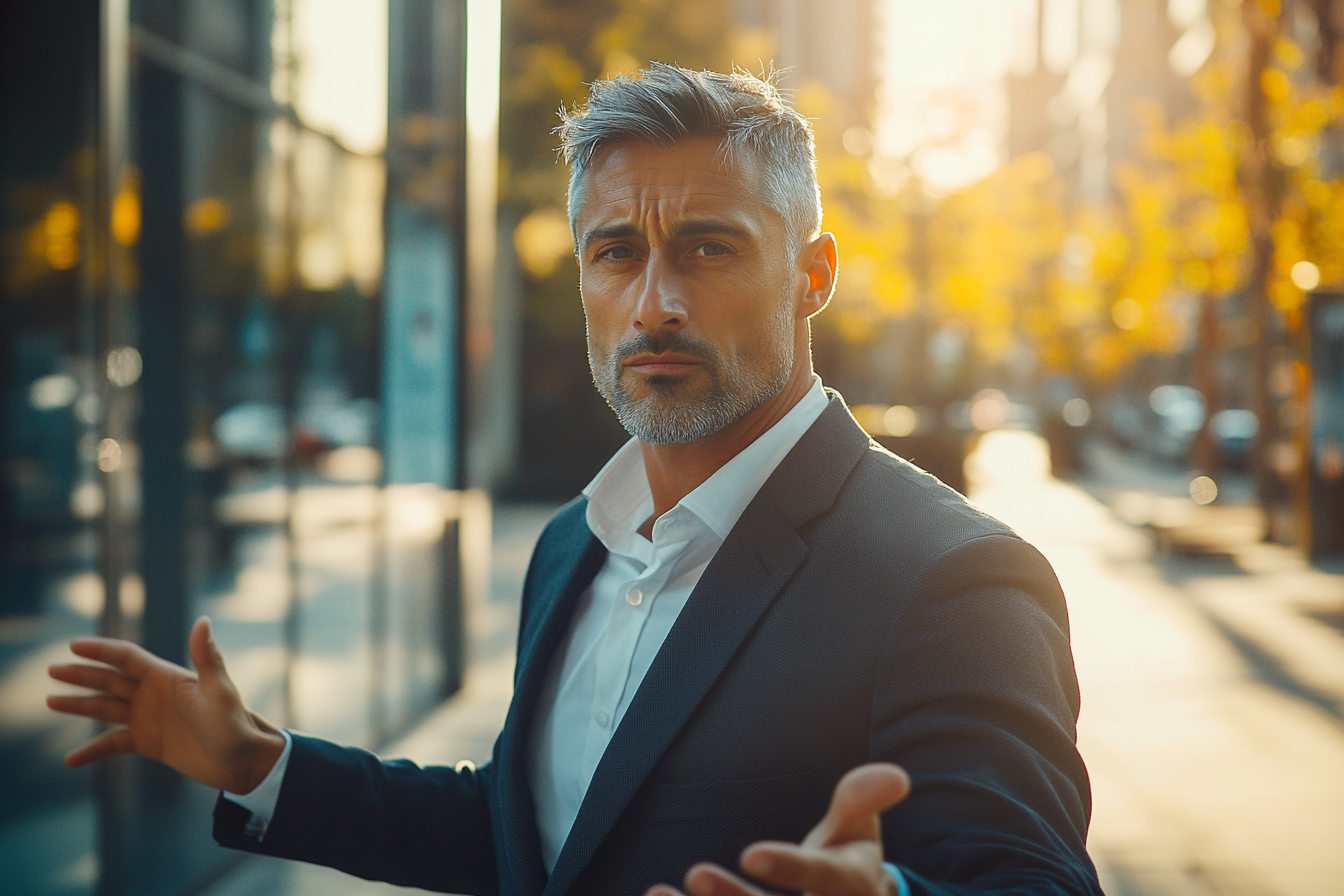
[877,0,1035,193]
[965,429,1053,492]
[1043,0,1080,72]
[292,0,388,154]
[885,0,971,87]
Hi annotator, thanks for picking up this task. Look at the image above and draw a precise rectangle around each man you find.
[48,65,1102,896]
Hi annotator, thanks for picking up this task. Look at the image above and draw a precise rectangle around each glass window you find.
[1,1,472,893]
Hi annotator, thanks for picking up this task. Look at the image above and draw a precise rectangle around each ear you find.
[798,232,837,318]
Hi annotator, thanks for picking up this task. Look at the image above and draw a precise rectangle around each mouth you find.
[621,352,703,376]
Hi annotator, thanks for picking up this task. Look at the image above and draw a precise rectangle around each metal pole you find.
[96,5,134,893]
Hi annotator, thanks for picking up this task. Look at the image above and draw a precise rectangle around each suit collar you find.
[542,393,871,895]
[759,390,872,528]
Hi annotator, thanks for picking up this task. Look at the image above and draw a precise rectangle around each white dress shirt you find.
[527,376,829,871]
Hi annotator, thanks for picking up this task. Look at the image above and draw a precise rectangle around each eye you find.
[692,241,731,258]
[599,244,636,261]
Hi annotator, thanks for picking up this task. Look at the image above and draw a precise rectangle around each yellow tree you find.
[1260,36,1344,316]
[1236,0,1343,527]
[929,152,1065,366]
[1041,205,1131,381]
[794,83,912,349]
[1103,62,1254,466]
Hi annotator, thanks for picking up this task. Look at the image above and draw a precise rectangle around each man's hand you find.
[647,763,911,896]
[47,616,286,795]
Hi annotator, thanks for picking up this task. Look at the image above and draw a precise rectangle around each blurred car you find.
[213,398,379,462]
[1149,385,1206,463]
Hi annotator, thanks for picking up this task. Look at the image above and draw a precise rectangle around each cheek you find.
[580,289,619,350]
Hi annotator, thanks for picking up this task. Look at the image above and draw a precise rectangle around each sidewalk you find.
[969,432,1344,896]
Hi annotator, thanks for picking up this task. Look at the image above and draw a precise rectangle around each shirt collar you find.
[583,376,830,553]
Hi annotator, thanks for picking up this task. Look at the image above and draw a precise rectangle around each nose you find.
[631,249,686,335]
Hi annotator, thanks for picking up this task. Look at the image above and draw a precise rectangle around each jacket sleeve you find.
[872,533,1103,895]
[214,732,500,895]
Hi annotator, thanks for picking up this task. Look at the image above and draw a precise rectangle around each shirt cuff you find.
[882,862,912,896]
[219,729,292,839]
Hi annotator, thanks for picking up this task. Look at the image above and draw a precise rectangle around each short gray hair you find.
[557,63,822,255]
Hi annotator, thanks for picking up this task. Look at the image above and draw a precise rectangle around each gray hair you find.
[556,63,822,255]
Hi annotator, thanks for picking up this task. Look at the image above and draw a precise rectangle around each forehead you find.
[575,138,774,232]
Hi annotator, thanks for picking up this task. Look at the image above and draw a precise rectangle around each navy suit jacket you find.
[215,394,1103,895]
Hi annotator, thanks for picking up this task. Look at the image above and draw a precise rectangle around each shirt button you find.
[594,710,610,727]
[627,588,643,606]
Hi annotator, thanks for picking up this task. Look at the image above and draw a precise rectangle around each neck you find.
[636,360,815,539]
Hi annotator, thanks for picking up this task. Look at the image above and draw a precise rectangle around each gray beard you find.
[589,311,794,445]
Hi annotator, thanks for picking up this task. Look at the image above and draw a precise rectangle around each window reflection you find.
[1,1,472,893]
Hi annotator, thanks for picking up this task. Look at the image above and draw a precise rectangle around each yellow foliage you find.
[834,310,876,344]
[1262,68,1293,105]
[1261,50,1344,300]
[112,187,140,247]
[778,7,1340,388]
[185,197,230,236]
[1085,333,1128,379]
[514,209,575,278]
[1077,208,1131,283]
[919,153,1066,363]
[1273,37,1303,70]
[515,43,585,104]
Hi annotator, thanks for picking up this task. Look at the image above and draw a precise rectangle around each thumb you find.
[804,762,911,848]
[188,616,229,685]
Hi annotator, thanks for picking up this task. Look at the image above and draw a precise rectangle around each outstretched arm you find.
[647,763,911,896]
[47,616,286,795]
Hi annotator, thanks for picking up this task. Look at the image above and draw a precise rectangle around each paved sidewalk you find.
[968,432,1344,896]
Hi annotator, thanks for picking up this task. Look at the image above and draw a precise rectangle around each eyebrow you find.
[580,218,753,250]
[581,223,640,247]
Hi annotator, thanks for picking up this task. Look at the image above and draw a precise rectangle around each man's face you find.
[574,138,804,444]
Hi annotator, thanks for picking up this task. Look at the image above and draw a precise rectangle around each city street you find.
[970,432,1344,896]
[203,435,1344,896]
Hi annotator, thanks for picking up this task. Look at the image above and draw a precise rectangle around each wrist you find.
[231,724,286,794]
[881,861,910,896]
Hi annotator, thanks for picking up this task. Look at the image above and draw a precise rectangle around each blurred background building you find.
[4,0,1344,894]
[1,1,494,893]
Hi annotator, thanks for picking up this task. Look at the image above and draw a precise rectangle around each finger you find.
[741,841,881,895]
[189,616,229,685]
[684,862,773,896]
[47,693,131,725]
[68,636,156,679]
[644,887,686,896]
[805,763,911,847]
[48,663,138,699]
[64,727,136,768]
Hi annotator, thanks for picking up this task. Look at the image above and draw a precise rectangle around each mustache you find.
[613,331,723,365]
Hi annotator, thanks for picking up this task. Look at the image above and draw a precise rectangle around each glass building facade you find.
[0,2,481,893]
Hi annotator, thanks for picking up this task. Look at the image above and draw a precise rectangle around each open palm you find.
[47,616,285,795]
[647,763,910,896]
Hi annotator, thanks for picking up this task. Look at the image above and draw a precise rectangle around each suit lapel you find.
[494,505,607,896]
[543,396,871,895]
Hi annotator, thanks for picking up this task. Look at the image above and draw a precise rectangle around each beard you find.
[588,297,795,445]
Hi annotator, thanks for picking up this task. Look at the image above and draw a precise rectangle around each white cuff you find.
[882,861,912,896]
[220,729,292,839]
